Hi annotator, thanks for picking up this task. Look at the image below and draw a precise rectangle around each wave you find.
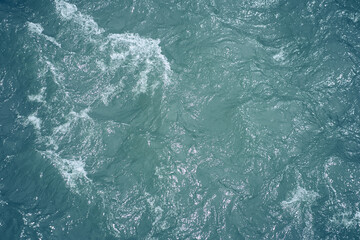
[26,0,172,189]
[23,0,174,237]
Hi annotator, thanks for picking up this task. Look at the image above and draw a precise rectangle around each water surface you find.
[1,0,360,239]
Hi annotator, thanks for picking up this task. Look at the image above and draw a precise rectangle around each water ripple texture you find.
[0,0,360,239]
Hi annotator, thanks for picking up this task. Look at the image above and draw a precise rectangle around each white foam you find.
[44,35,61,47]
[54,0,77,19]
[37,109,94,191]
[69,108,91,119]
[43,150,90,189]
[55,0,104,35]
[107,33,172,94]
[281,186,319,238]
[100,84,123,105]
[59,158,89,188]
[27,22,43,34]
[95,59,107,72]
[251,0,279,7]
[273,48,285,62]
[101,86,115,105]
[110,52,129,62]
[355,211,360,220]
[0,199,7,207]
[27,113,42,131]
[133,60,151,94]
[27,5,174,237]
[281,186,319,209]
[330,211,360,228]
[53,121,71,135]
[28,87,46,103]
[145,193,167,229]
[45,60,63,85]
[53,1,172,96]
[27,22,61,47]
[53,108,91,135]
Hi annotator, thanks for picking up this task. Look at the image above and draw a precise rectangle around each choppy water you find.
[1,0,360,239]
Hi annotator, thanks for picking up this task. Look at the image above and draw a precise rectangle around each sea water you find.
[1,0,360,239]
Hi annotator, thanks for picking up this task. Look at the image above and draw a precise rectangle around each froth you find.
[330,210,360,228]
[251,0,279,7]
[273,48,285,62]
[52,1,172,95]
[27,113,42,131]
[106,33,172,94]
[281,186,319,238]
[54,0,77,19]
[27,22,43,34]
[27,1,173,237]
[43,150,90,190]
[27,22,61,47]
[28,87,46,103]
[281,186,319,209]
[55,0,104,35]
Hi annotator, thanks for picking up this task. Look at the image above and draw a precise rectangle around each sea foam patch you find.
[28,87,46,103]
[281,186,319,238]
[26,1,172,237]
[27,22,43,35]
[55,0,104,35]
[27,113,42,131]
[53,0,171,96]
[27,22,61,47]
[281,186,319,209]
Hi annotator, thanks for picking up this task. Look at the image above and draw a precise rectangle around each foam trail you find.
[28,87,46,103]
[43,150,90,190]
[105,33,172,94]
[27,113,42,131]
[27,22,43,35]
[273,48,285,62]
[281,187,319,208]
[27,22,61,47]
[26,1,173,237]
[55,0,104,35]
[282,186,319,239]
[330,211,360,228]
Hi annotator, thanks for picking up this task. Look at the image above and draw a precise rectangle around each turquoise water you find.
[1,0,360,239]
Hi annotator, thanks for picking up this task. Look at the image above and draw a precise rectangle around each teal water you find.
[1,0,360,239]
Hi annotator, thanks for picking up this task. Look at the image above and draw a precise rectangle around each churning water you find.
[1,0,360,239]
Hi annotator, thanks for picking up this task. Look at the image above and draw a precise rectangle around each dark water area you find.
[1,0,360,239]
